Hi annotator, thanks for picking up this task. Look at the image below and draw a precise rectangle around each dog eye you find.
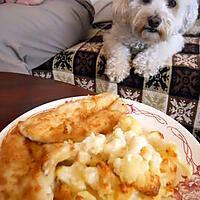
[167,0,176,8]
[142,0,151,4]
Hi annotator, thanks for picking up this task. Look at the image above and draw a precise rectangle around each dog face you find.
[113,0,198,43]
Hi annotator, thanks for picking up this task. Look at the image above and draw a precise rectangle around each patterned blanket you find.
[32,22,200,142]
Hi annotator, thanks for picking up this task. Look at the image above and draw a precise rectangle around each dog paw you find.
[105,58,130,83]
[132,53,161,78]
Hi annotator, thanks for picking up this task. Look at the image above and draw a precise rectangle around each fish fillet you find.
[0,127,75,200]
[18,93,127,143]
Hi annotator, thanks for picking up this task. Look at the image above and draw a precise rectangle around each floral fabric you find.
[32,22,200,142]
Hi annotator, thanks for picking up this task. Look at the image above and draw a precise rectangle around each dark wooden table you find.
[0,72,93,131]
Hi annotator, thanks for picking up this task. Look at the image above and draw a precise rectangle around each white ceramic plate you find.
[0,96,200,199]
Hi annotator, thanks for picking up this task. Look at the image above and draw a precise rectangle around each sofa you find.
[0,0,94,74]
[32,2,200,142]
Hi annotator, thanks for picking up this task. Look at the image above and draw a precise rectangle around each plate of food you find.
[0,93,199,200]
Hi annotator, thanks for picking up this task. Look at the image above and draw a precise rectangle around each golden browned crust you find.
[54,183,72,200]
[133,174,161,197]
[18,93,128,143]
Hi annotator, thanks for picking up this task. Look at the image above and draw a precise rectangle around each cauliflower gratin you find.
[56,116,191,200]
[0,93,191,200]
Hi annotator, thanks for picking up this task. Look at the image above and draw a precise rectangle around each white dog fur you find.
[103,0,199,83]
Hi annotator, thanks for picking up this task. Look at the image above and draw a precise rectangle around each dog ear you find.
[112,0,130,24]
[179,0,199,34]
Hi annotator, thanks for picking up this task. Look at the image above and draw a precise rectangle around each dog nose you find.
[148,16,162,28]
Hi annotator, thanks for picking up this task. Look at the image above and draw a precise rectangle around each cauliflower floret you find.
[124,130,137,144]
[77,151,91,164]
[83,167,99,189]
[104,128,126,156]
[113,154,149,184]
[75,133,106,155]
[117,115,143,134]
[112,134,162,188]
[128,136,148,154]
[56,162,86,192]
[140,146,162,173]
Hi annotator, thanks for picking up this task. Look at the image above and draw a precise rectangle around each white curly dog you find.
[104,0,199,83]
